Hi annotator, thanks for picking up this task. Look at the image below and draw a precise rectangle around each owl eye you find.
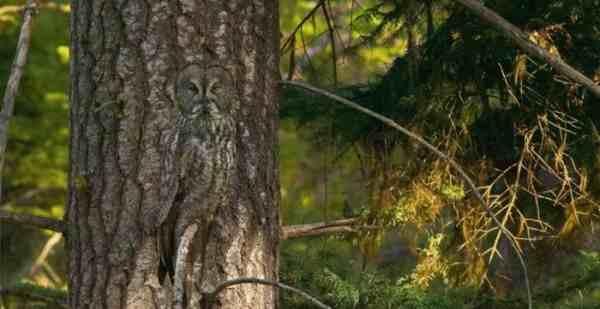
[207,80,222,93]
[210,86,221,95]
[186,82,199,93]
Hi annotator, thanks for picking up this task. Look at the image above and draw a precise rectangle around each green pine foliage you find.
[280,0,600,307]
[281,243,464,309]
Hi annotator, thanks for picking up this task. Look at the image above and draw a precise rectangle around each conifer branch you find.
[281,79,533,309]
[455,0,600,99]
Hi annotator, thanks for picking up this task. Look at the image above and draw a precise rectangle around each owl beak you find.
[193,98,211,116]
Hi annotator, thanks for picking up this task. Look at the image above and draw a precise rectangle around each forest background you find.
[1,0,600,308]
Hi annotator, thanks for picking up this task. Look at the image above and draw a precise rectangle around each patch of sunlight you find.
[441,183,465,201]
[56,45,69,64]
[50,204,64,218]
[358,41,407,71]
[301,194,313,207]
[58,4,71,13]
[44,92,68,104]
[299,0,318,10]
[289,242,308,251]
[0,15,17,26]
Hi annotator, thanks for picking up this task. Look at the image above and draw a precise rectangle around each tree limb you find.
[0,206,371,240]
[0,209,65,233]
[454,0,600,99]
[203,277,331,309]
[281,217,378,240]
[0,0,38,203]
[280,79,533,309]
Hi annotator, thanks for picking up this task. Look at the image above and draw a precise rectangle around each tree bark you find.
[67,1,280,308]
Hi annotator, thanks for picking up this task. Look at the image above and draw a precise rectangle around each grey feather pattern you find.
[158,64,237,285]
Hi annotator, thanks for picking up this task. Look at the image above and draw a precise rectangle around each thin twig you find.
[204,277,331,309]
[0,209,65,232]
[0,0,38,203]
[280,79,533,309]
[280,0,325,54]
[321,1,338,86]
[287,36,297,80]
[455,0,600,99]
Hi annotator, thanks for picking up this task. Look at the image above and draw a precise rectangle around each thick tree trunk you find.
[67,1,280,308]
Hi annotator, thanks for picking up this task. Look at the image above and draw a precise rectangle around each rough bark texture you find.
[67,1,280,308]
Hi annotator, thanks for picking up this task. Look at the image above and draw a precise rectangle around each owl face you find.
[174,65,235,140]
[176,80,219,117]
[175,65,230,121]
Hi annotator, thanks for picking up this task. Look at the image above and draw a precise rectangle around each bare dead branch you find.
[283,224,354,239]
[0,209,65,232]
[29,232,63,278]
[281,217,379,240]
[203,277,331,309]
[281,79,533,309]
[0,0,38,203]
[454,0,600,99]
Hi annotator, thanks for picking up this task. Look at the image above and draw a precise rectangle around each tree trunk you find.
[67,1,280,308]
